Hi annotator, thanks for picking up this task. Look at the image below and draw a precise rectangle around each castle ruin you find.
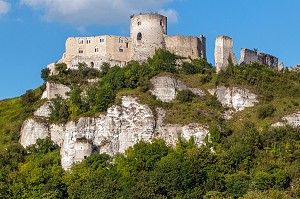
[215,36,280,72]
[214,36,237,73]
[51,13,206,71]
[239,48,279,70]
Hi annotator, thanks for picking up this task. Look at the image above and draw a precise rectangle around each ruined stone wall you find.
[258,52,278,70]
[130,13,167,61]
[214,36,237,73]
[164,35,206,60]
[61,35,132,69]
[239,48,278,70]
[41,82,71,100]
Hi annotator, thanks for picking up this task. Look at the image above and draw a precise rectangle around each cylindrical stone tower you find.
[130,13,167,61]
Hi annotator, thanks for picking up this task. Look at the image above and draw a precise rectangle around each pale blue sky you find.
[0,0,299,99]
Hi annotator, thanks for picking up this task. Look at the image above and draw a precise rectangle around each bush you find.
[257,104,276,119]
[176,90,196,103]
[41,68,50,82]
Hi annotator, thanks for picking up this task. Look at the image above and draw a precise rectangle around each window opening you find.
[137,32,142,41]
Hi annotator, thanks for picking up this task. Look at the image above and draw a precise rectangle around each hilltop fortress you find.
[49,13,206,71]
[48,13,282,73]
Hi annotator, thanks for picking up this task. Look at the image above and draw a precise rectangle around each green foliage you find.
[217,63,300,98]
[180,58,214,75]
[257,104,276,119]
[49,95,70,123]
[21,89,38,106]
[47,62,102,86]
[148,48,179,73]
[225,171,250,198]
[41,68,50,82]
[176,89,196,103]
[55,63,68,74]
[4,52,300,198]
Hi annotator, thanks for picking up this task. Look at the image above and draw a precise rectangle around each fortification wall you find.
[239,48,278,70]
[61,35,131,69]
[164,35,206,60]
[239,48,259,65]
[42,82,71,100]
[258,52,278,70]
[215,36,237,73]
[130,13,167,61]
[52,13,207,70]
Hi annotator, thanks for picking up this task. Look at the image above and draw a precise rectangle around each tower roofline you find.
[130,13,166,19]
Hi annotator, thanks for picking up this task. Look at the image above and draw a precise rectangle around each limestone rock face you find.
[155,108,208,146]
[209,86,258,112]
[20,96,209,170]
[34,101,52,117]
[20,118,49,148]
[150,76,205,102]
[272,111,300,127]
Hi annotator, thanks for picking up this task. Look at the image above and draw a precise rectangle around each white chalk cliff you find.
[272,111,300,127]
[20,96,209,170]
[150,76,205,102]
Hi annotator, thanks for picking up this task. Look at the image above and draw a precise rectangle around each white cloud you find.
[159,9,178,23]
[0,0,10,16]
[20,0,178,26]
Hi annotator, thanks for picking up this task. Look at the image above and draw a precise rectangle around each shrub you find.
[257,104,276,119]
[41,68,50,82]
[176,90,196,103]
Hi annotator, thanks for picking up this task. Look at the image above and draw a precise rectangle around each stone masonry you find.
[49,13,207,72]
[239,48,279,70]
[214,36,237,73]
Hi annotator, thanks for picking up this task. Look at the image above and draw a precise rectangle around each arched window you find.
[119,37,123,44]
[119,47,124,52]
[137,19,141,26]
[137,32,142,41]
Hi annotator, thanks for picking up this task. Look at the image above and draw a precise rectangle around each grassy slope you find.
[0,87,45,151]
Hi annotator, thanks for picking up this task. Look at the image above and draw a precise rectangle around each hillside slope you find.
[1,50,300,198]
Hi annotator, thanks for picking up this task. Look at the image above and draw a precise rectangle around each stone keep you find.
[130,13,167,61]
[214,36,237,73]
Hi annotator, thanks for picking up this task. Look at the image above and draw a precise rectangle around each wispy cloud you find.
[0,0,10,16]
[20,0,178,26]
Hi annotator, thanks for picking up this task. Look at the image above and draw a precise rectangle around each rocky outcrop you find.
[20,118,49,148]
[34,101,52,117]
[209,86,258,112]
[20,96,209,170]
[272,111,300,127]
[150,76,205,102]
[41,82,71,100]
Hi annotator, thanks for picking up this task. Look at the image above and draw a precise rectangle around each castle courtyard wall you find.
[164,35,206,60]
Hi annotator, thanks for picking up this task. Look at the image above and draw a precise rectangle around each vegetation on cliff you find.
[1,50,300,198]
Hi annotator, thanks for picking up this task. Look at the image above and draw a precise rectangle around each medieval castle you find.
[47,13,282,73]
